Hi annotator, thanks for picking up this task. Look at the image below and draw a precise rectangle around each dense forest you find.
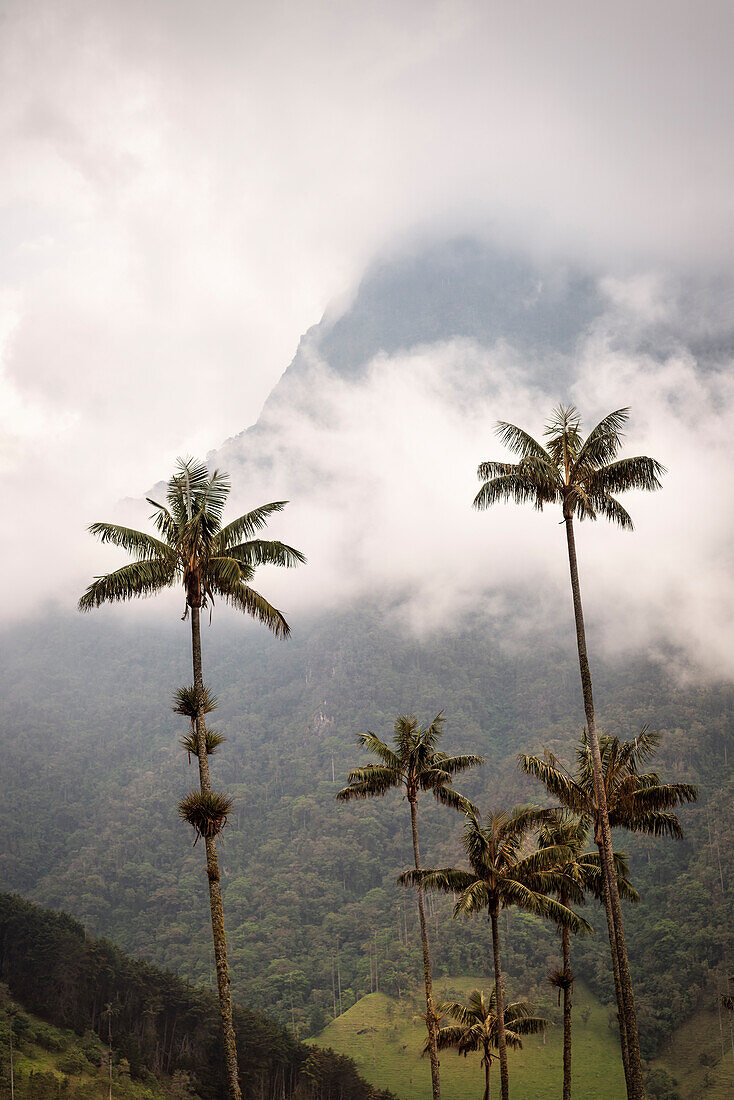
[0,604,730,1059]
[0,893,394,1099]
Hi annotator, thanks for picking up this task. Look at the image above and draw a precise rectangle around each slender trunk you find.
[563,514,645,1100]
[108,1007,113,1100]
[9,1026,14,1100]
[598,839,630,1080]
[409,797,441,1100]
[561,921,572,1100]
[484,1053,491,1100]
[191,607,242,1100]
[490,908,509,1100]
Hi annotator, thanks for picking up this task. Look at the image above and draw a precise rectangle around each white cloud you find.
[209,278,734,678]
[2,0,733,654]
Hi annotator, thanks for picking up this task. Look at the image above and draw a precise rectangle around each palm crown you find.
[434,988,546,1061]
[519,729,698,842]
[401,806,590,933]
[474,405,665,527]
[337,713,483,810]
[536,814,638,911]
[78,457,305,633]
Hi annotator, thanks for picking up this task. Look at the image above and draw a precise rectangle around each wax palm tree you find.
[536,814,638,1100]
[432,988,547,1100]
[337,713,483,1100]
[519,728,696,1087]
[402,805,589,1100]
[475,405,664,1100]
[79,457,305,1100]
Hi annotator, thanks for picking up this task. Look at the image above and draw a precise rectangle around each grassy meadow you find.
[313,977,627,1100]
[651,1003,734,1100]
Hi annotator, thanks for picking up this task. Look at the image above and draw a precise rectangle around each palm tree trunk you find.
[490,908,509,1100]
[563,513,645,1100]
[191,606,242,1100]
[484,1055,491,1100]
[598,844,631,1080]
[409,797,441,1100]
[561,922,572,1100]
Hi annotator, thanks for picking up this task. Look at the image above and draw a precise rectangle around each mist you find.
[198,269,728,678]
[1,0,733,682]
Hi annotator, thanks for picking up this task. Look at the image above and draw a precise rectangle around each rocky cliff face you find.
[214,235,734,473]
[220,237,602,444]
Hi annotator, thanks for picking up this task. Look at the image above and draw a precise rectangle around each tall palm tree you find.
[536,814,638,1100]
[432,988,547,1100]
[79,457,305,1100]
[402,805,589,1100]
[519,727,697,1087]
[337,713,483,1100]
[475,405,664,1100]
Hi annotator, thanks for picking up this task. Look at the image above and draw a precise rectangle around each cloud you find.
[212,273,734,679]
[2,0,734,645]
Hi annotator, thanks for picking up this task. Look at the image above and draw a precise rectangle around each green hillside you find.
[651,1001,734,1100]
[0,893,392,1100]
[314,979,734,1100]
[313,978,626,1100]
[0,609,731,1057]
[0,986,168,1099]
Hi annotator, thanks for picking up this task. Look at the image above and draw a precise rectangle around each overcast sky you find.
[2,0,733,650]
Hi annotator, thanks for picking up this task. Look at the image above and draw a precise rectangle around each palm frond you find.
[167,458,212,520]
[206,555,245,589]
[399,867,476,895]
[224,539,306,569]
[571,408,629,475]
[86,523,174,562]
[78,558,176,610]
[623,726,662,770]
[455,878,492,915]
[356,733,403,771]
[196,467,231,526]
[462,813,492,871]
[432,1025,478,1053]
[544,406,582,468]
[589,455,666,496]
[517,753,588,814]
[623,783,698,816]
[437,753,486,774]
[436,1002,475,1027]
[433,786,478,814]
[618,810,684,838]
[506,1015,548,1037]
[499,805,556,843]
[476,460,518,480]
[514,842,576,877]
[589,492,634,529]
[495,421,550,461]
[501,879,590,934]
[212,578,290,637]
[473,472,556,512]
[217,502,288,548]
[337,766,402,801]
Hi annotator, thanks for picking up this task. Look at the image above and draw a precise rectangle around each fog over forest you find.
[1,5,733,1100]
[2,0,734,644]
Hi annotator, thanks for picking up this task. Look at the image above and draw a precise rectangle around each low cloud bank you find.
[214,276,734,680]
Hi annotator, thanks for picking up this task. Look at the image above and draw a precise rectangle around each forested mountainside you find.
[0,893,394,1100]
[0,606,731,1059]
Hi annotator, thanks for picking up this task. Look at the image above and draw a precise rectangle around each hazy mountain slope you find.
[1,236,732,1067]
[0,607,730,1059]
[0,892,392,1100]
